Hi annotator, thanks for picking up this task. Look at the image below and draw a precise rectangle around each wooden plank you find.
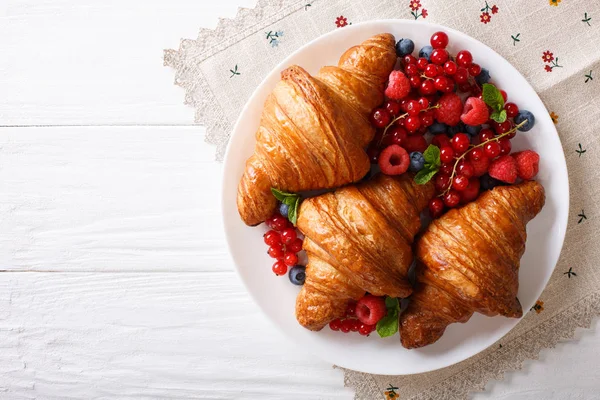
[0,126,228,272]
[0,271,352,399]
[0,0,257,125]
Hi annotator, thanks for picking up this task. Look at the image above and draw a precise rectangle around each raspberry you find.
[489,155,518,184]
[471,155,491,177]
[355,295,387,325]
[434,93,463,126]
[461,97,490,126]
[378,145,410,175]
[385,70,411,100]
[513,150,540,180]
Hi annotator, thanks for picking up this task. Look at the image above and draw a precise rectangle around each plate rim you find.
[221,19,570,375]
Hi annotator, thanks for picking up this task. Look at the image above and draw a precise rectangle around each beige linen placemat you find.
[165,0,600,398]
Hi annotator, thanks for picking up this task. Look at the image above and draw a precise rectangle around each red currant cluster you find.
[264,213,304,275]
[328,302,377,336]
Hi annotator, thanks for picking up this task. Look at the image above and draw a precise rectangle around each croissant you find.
[399,180,546,349]
[295,173,435,331]
[237,34,397,226]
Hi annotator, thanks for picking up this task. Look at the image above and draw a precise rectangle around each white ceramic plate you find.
[222,20,569,375]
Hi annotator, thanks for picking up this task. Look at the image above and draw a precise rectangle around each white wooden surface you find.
[1,1,599,399]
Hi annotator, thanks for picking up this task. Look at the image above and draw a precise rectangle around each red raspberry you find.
[513,150,540,180]
[385,70,411,100]
[403,135,428,153]
[434,93,463,126]
[378,145,410,175]
[461,97,490,126]
[471,155,491,177]
[355,295,387,325]
[489,155,518,183]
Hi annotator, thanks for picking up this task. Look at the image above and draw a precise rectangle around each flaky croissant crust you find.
[400,181,546,349]
[295,174,434,331]
[237,33,397,226]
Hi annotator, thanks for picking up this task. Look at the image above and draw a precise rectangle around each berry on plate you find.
[385,70,411,100]
[428,198,445,218]
[515,110,536,131]
[355,295,387,325]
[279,203,289,218]
[288,238,303,253]
[378,145,411,175]
[419,45,434,61]
[430,31,449,49]
[263,230,281,246]
[395,38,415,57]
[475,68,491,85]
[280,227,297,244]
[461,97,490,126]
[409,151,425,172]
[471,155,491,177]
[288,265,306,285]
[272,260,287,276]
[480,173,501,191]
[329,319,342,331]
[489,155,518,183]
[402,135,428,153]
[460,178,481,203]
[435,93,463,126]
[513,150,540,180]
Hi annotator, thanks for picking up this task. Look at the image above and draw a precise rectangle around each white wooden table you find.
[1,1,599,399]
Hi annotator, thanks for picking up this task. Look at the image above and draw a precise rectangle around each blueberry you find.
[279,203,289,218]
[480,174,500,191]
[395,38,415,57]
[429,122,448,135]
[409,151,425,172]
[475,68,491,85]
[515,110,536,132]
[448,123,465,136]
[465,124,482,136]
[419,45,434,61]
[289,265,306,285]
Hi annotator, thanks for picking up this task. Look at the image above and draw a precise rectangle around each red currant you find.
[494,120,512,134]
[434,174,451,192]
[454,67,469,84]
[340,319,352,333]
[484,141,501,158]
[440,162,454,175]
[505,102,519,118]
[457,160,475,178]
[329,319,342,331]
[350,319,360,332]
[272,260,287,275]
[359,324,374,336]
[420,113,434,127]
[443,190,461,208]
[430,49,449,65]
[456,50,473,67]
[498,137,512,156]
[460,178,481,204]
[469,147,485,162]
[283,252,298,266]
[442,77,456,93]
[436,65,445,76]
[405,63,419,77]
[389,126,408,146]
[418,97,429,109]
[440,146,455,163]
[410,75,422,88]
[288,238,303,253]
[405,115,421,132]
[420,80,436,95]
[406,100,422,116]
[417,57,429,70]
[443,60,458,75]
[346,301,357,317]
[468,63,482,76]
[280,228,297,244]
[478,129,495,143]
[430,31,449,49]
[429,198,445,218]
[458,83,472,93]
[434,76,449,91]
[385,100,402,117]
[403,54,417,65]
[500,90,508,102]
[425,64,438,78]
[268,244,284,259]
[453,175,469,191]
[432,134,451,148]
[263,230,281,246]
[451,133,470,154]
[370,108,391,128]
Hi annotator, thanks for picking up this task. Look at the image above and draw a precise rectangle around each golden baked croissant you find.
[237,34,397,226]
[295,173,435,331]
[400,180,546,349]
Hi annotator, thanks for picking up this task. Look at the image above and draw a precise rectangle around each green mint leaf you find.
[377,297,401,338]
[423,145,441,168]
[271,188,295,202]
[282,196,297,207]
[482,83,504,112]
[490,109,508,123]
[271,188,301,225]
[287,197,300,226]
[415,167,439,185]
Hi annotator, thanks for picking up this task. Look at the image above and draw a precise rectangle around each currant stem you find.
[377,104,441,147]
[440,119,528,197]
